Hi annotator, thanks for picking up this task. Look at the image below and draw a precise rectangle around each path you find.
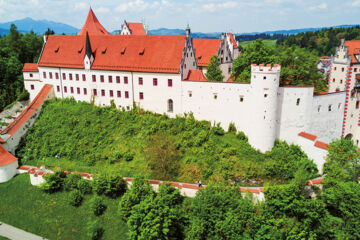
[0,222,46,240]
[0,100,29,131]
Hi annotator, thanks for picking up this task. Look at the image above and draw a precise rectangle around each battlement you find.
[251,64,281,73]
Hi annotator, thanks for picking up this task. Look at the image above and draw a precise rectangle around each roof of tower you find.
[185,70,207,81]
[22,63,38,72]
[85,31,92,59]
[227,33,238,49]
[344,40,360,63]
[78,8,110,36]
[127,22,146,35]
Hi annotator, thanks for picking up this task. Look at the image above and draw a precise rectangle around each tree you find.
[324,138,360,182]
[205,54,224,81]
[143,132,181,180]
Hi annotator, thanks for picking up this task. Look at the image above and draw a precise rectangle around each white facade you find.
[0,161,18,183]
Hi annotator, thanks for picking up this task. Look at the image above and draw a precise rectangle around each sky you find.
[0,0,360,33]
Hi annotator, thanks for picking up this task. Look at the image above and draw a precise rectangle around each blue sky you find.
[0,0,359,33]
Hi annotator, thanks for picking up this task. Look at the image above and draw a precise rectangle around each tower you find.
[248,64,281,152]
[84,32,94,70]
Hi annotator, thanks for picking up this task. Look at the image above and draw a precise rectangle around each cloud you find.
[74,2,88,11]
[115,0,159,13]
[202,1,237,12]
[96,7,110,14]
[308,3,327,11]
[352,0,360,6]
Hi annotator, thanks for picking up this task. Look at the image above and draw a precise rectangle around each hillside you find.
[17,98,318,184]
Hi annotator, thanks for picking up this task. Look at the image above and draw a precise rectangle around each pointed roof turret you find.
[78,8,110,36]
[85,31,93,59]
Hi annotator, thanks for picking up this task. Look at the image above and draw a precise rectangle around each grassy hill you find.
[238,39,276,48]
[17,98,318,184]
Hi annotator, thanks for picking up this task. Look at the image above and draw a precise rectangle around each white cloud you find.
[115,0,159,13]
[96,7,110,14]
[352,0,360,6]
[74,2,88,11]
[202,1,237,12]
[308,3,327,11]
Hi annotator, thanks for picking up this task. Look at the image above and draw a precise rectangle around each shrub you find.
[90,196,107,216]
[87,220,104,240]
[93,174,127,198]
[64,173,82,191]
[93,175,108,196]
[228,122,237,134]
[40,171,66,193]
[236,131,248,142]
[78,179,92,194]
[212,123,225,136]
[68,190,83,207]
[17,89,30,101]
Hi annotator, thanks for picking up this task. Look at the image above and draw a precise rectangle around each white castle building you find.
[20,9,348,173]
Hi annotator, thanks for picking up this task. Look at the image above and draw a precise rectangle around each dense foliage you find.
[18,98,318,184]
[0,24,43,111]
[205,54,224,81]
[277,26,360,56]
[232,39,327,93]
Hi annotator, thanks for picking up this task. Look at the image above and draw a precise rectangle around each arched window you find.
[167,99,173,113]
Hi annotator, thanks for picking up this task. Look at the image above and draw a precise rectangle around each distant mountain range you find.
[0,17,359,38]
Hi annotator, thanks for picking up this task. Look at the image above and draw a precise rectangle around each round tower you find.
[248,64,281,152]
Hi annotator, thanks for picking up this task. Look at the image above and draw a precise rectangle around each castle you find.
[0,9,351,183]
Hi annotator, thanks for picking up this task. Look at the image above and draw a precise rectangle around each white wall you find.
[308,92,345,143]
[0,161,18,183]
[297,136,327,173]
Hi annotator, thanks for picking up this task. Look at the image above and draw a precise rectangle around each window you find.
[77,87,80,94]
[31,84,34,90]
[357,101,360,109]
[124,77,128,84]
[139,92,144,100]
[188,91,192,97]
[336,88,340,92]
[214,93,218,100]
[30,73,33,78]
[64,86,67,93]
[263,76,266,80]
[62,73,66,80]
[125,91,129,98]
[57,86,60,92]
[240,96,244,102]
[318,105,321,112]
[167,99,173,113]
[69,74,73,80]
[332,78,335,82]
[100,75,104,82]
[116,76,120,83]
[109,90,114,97]
[328,104,332,111]
[264,94,268,98]
[49,72,53,79]
[82,74,86,81]
[117,91,121,98]
[296,98,300,106]
[83,88,87,95]
[342,67,344,72]
[168,79,173,87]
[340,80,343,84]
[71,87,74,94]
[92,75,96,82]
[108,76,112,83]
[139,77,143,85]
[43,72,46,79]
[338,103,341,109]
[334,67,337,71]
[93,89,97,96]
[76,74,79,81]
[355,68,358,72]
[153,78,157,86]
[101,89,105,96]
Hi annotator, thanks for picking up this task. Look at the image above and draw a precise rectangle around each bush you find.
[93,175,108,196]
[64,173,82,191]
[228,122,237,134]
[87,220,104,240]
[236,131,248,142]
[93,174,127,198]
[90,196,107,216]
[212,123,225,136]
[78,179,92,194]
[40,171,66,193]
[68,190,83,207]
[17,89,30,101]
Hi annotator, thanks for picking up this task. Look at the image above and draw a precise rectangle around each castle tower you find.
[248,64,281,152]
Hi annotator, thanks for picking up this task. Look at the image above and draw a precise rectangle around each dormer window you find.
[121,47,126,55]
[139,48,145,55]
[101,48,107,54]
[78,47,83,54]
[54,46,60,53]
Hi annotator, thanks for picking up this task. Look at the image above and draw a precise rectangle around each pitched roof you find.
[227,33,238,49]
[78,8,110,36]
[22,63,38,72]
[345,40,360,63]
[185,70,207,81]
[127,22,146,35]
[38,35,186,73]
[315,140,329,150]
[193,39,221,67]
[298,131,317,141]
[0,144,17,167]
[1,85,53,137]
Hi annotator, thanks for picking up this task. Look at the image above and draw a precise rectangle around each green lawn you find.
[0,236,10,240]
[239,40,276,48]
[0,174,128,240]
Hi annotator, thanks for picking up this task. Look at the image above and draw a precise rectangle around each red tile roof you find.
[78,8,110,36]
[320,56,330,59]
[22,63,38,72]
[0,144,17,166]
[185,70,207,81]
[127,22,146,35]
[345,40,360,63]
[314,141,329,150]
[193,39,221,67]
[0,85,53,137]
[39,35,186,73]
[227,33,238,49]
[298,131,317,141]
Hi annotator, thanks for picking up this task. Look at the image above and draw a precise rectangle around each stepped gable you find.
[38,35,186,73]
[193,39,221,67]
[0,144,17,166]
[227,33,238,49]
[345,40,360,63]
[0,84,53,137]
[22,63,38,72]
[185,70,207,81]
[78,8,110,36]
[127,22,146,35]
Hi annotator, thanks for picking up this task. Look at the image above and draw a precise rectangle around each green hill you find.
[17,98,318,184]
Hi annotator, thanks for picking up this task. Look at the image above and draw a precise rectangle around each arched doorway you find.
[345,133,353,140]
[167,99,173,113]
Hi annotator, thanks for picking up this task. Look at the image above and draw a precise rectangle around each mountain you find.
[0,17,79,35]
[148,28,221,38]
